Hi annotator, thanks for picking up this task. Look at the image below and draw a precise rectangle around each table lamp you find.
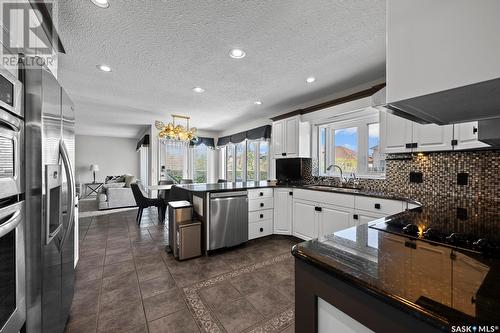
[89,164,99,183]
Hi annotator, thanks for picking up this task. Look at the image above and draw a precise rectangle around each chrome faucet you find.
[326,164,347,184]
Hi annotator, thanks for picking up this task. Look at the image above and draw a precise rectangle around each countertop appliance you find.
[209,191,248,250]
[20,56,76,333]
[276,157,310,185]
[0,66,25,333]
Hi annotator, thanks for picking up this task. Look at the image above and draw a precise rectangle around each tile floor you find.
[65,207,299,333]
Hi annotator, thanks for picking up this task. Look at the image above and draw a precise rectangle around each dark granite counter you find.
[172,181,419,203]
[292,201,500,331]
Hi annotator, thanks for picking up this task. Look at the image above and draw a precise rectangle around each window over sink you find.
[318,110,385,178]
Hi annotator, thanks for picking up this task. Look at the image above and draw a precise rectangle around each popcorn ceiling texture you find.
[310,150,500,206]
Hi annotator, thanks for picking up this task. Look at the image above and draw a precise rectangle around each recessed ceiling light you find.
[90,0,109,8]
[97,64,112,72]
[254,101,262,105]
[193,87,205,93]
[229,48,246,59]
[306,77,316,83]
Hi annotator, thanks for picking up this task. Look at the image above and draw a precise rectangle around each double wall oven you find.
[0,67,25,333]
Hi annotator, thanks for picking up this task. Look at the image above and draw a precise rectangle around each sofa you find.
[97,175,137,210]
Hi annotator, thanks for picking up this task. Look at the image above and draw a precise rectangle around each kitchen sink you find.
[303,185,361,194]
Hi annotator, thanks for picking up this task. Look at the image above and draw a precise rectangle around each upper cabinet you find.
[381,111,489,154]
[272,116,310,158]
[387,0,500,104]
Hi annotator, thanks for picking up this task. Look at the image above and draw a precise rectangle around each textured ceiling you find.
[57,0,386,138]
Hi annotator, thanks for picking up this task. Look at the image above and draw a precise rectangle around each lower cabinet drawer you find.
[248,197,274,211]
[249,209,273,223]
[249,219,273,240]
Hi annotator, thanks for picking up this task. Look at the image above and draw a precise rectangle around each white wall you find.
[75,135,140,184]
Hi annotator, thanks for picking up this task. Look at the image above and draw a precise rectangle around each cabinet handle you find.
[289,191,293,196]
[353,214,358,220]
[374,203,381,209]
[471,296,476,304]
[260,214,264,219]
[260,203,264,207]
[412,142,418,148]
[315,206,322,212]
[473,126,478,134]
[281,153,287,156]
[259,192,264,196]
[405,143,412,149]
[260,227,264,232]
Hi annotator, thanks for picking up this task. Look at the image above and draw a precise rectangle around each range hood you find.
[386,77,500,125]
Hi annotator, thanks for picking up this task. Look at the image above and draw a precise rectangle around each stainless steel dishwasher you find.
[209,191,248,250]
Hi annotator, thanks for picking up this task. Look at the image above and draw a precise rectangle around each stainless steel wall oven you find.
[0,67,25,333]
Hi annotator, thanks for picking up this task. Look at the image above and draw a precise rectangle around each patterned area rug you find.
[183,253,295,333]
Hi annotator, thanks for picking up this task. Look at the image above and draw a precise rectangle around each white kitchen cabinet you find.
[453,122,490,150]
[292,199,317,240]
[318,204,353,238]
[354,196,404,216]
[387,0,500,104]
[452,252,490,316]
[354,211,385,226]
[382,110,488,153]
[273,188,293,235]
[412,123,454,152]
[272,116,310,158]
[247,189,274,240]
[381,111,413,154]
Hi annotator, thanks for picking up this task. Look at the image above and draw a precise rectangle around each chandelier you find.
[155,115,197,142]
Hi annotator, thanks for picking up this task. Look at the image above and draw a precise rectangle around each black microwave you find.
[276,158,310,184]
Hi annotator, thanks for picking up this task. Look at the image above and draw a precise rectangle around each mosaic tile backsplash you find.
[310,150,500,206]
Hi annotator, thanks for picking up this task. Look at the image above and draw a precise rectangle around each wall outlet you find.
[456,207,468,220]
[409,171,423,183]
[457,172,469,185]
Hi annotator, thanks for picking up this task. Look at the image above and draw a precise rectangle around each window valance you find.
[216,125,271,147]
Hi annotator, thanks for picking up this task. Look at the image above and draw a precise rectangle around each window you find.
[160,140,187,183]
[226,144,234,181]
[318,111,384,177]
[235,142,245,181]
[224,140,270,182]
[259,141,269,180]
[192,144,208,183]
[333,127,358,174]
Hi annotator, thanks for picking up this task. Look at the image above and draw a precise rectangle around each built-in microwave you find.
[0,66,22,119]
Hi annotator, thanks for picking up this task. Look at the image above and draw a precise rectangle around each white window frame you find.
[188,144,209,183]
[223,139,270,182]
[318,112,384,179]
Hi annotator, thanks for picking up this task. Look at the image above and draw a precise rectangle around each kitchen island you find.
[168,181,419,254]
[292,200,500,332]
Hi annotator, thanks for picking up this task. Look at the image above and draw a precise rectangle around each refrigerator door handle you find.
[59,140,75,249]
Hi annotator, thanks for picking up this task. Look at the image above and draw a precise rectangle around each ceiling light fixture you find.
[90,0,109,8]
[229,48,246,59]
[254,101,262,105]
[97,64,112,72]
[155,115,197,142]
[306,77,316,83]
[192,87,205,93]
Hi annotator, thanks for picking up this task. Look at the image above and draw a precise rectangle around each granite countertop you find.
[292,201,500,331]
[173,181,419,203]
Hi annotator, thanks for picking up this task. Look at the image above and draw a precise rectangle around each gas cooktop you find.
[370,200,500,257]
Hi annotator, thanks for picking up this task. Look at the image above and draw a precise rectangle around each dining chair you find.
[130,183,166,224]
[218,179,228,183]
[180,179,193,184]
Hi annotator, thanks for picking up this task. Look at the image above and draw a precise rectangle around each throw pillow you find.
[103,182,126,189]
[124,175,136,187]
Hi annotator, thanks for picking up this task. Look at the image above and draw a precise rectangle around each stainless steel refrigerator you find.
[20,56,76,333]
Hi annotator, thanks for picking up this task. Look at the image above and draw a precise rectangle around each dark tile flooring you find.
[65,208,299,333]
